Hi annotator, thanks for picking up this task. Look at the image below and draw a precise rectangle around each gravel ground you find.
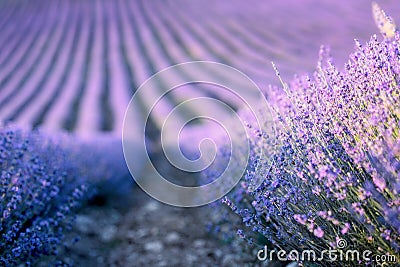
[44,186,286,267]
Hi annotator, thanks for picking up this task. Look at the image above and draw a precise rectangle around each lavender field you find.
[2,0,400,134]
[0,0,399,266]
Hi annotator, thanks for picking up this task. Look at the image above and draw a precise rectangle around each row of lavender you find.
[205,6,400,267]
[0,126,130,265]
[1,0,396,136]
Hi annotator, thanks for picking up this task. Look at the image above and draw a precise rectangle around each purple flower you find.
[341,223,351,235]
[373,176,387,191]
[314,227,325,238]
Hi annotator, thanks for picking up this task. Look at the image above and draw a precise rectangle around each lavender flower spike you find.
[372,2,398,38]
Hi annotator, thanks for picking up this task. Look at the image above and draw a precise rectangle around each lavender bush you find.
[0,127,93,266]
[206,4,400,266]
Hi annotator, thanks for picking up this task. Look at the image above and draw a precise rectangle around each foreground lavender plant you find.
[0,127,91,266]
[206,4,400,266]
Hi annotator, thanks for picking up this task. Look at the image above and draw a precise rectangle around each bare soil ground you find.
[47,186,285,267]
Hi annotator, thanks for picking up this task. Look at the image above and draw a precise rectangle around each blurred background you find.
[1,0,399,137]
[0,0,399,266]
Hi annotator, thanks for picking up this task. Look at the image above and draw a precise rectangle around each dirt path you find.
[46,186,285,267]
